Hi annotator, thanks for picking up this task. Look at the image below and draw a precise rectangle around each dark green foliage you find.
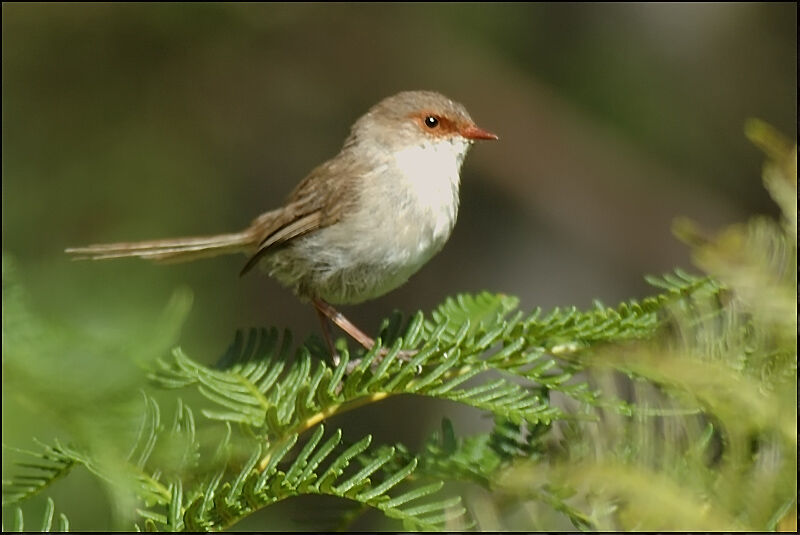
[3,275,722,531]
[2,443,78,506]
[4,498,69,532]
[133,424,466,531]
[149,279,713,440]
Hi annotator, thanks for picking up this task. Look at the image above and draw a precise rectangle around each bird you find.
[66,90,498,359]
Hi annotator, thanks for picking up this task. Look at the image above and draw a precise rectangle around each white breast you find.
[391,138,469,243]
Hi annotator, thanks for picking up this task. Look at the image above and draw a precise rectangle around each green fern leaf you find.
[3,497,69,533]
[2,442,77,505]
[136,427,465,531]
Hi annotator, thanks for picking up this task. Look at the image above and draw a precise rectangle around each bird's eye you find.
[424,116,439,128]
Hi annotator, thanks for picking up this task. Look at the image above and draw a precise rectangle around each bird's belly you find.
[265,192,457,305]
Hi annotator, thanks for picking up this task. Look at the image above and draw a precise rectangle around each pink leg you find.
[314,304,339,364]
[312,298,376,351]
[311,298,417,367]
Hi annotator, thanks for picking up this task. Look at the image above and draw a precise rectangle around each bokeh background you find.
[2,2,796,530]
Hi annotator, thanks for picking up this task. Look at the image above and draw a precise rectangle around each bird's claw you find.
[340,346,420,375]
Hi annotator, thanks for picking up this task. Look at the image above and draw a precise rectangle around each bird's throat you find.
[391,139,468,238]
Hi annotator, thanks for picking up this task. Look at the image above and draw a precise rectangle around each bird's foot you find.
[313,297,420,372]
[341,346,418,374]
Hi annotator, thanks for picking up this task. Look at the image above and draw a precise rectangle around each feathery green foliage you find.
[2,442,78,506]
[493,120,797,531]
[3,497,70,533]
[135,424,469,532]
[2,123,795,531]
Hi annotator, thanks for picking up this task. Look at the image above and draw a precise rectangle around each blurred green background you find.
[2,2,796,530]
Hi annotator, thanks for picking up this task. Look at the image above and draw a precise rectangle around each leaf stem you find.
[257,391,391,472]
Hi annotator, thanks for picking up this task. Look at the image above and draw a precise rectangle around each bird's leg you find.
[314,305,340,366]
[311,298,416,366]
[312,298,376,350]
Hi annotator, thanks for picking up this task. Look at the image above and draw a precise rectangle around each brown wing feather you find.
[239,211,322,275]
[239,155,359,276]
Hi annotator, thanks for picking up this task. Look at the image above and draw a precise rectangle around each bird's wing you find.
[239,157,358,276]
[239,210,323,275]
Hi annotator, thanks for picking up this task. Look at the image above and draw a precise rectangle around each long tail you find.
[65,231,255,264]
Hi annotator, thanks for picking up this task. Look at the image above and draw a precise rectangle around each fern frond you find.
[2,442,78,506]
[745,118,797,237]
[123,394,196,507]
[137,426,467,531]
[3,497,70,532]
[423,292,520,343]
[136,281,738,527]
[2,394,206,520]
[150,281,721,449]
[369,417,592,530]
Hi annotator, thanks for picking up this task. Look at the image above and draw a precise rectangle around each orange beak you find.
[461,124,499,141]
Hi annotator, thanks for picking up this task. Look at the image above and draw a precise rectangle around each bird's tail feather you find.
[65,231,254,263]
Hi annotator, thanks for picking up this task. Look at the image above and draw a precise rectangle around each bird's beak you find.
[460,124,499,141]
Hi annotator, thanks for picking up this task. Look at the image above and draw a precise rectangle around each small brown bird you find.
[66,90,498,357]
